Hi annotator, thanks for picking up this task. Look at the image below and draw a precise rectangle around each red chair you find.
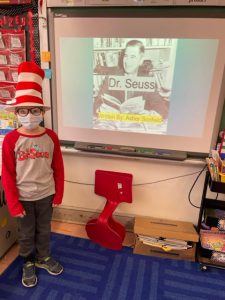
[86,170,133,250]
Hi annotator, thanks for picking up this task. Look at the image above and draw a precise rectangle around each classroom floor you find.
[0,221,135,274]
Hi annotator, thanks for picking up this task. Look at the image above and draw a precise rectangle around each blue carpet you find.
[1,232,225,300]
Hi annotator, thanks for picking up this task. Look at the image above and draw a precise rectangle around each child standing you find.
[1,61,64,288]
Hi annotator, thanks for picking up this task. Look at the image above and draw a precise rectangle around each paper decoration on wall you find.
[0,29,26,104]
[41,51,51,62]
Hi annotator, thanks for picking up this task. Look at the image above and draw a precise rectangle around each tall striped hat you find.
[5,61,50,112]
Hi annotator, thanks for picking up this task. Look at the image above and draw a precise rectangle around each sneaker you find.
[22,261,37,288]
[35,257,63,275]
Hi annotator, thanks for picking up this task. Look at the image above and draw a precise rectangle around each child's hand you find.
[52,204,59,208]
[16,211,26,218]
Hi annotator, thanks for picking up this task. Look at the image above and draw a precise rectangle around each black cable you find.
[133,171,204,186]
[64,180,93,186]
[188,164,207,209]
[65,169,206,186]
[65,167,208,209]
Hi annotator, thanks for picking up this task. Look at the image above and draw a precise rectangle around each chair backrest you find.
[95,170,133,203]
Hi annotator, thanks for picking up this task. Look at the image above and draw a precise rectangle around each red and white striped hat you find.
[5,61,50,112]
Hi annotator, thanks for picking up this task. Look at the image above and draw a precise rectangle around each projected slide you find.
[93,38,177,134]
[59,37,218,139]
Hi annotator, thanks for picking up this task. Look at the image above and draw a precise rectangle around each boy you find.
[1,61,64,287]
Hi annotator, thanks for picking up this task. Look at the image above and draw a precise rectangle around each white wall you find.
[61,150,210,225]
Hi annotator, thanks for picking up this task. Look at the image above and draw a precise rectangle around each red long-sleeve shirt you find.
[1,128,64,217]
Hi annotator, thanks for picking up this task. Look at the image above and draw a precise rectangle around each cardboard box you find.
[134,238,196,261]
[133,216,199,261]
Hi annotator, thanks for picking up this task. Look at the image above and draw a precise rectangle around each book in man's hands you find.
[101,93,145,114]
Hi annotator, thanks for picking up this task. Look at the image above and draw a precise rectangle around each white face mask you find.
[17,114,43,130]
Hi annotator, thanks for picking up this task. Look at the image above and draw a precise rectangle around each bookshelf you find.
[197,171,225,271]
[94,42,175,68]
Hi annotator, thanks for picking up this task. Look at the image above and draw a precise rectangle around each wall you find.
[59,150,212,226]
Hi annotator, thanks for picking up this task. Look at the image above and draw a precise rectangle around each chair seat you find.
[86,216,125,250]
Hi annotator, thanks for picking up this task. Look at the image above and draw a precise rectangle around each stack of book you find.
[206,149,225,182]
[137,234,192,252]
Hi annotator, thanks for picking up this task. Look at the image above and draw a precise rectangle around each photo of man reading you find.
[93,38,176,133]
